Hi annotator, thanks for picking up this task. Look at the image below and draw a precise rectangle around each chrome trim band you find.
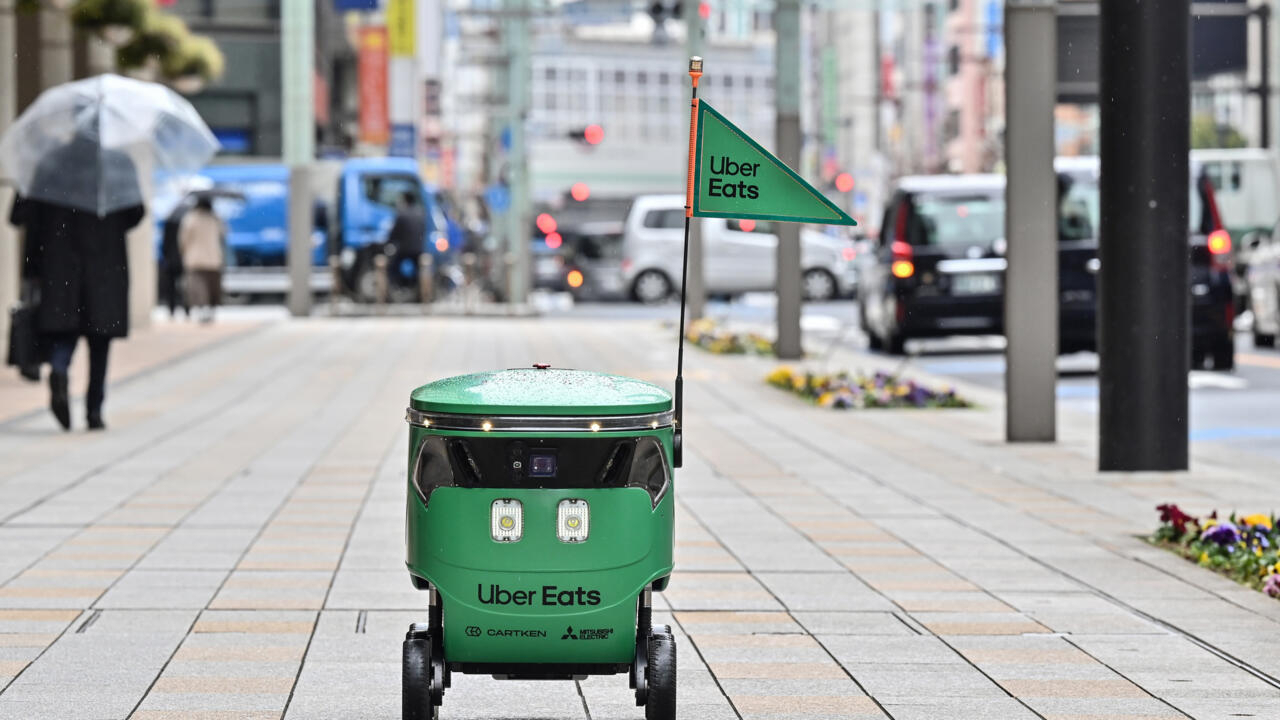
[405,408,674,432]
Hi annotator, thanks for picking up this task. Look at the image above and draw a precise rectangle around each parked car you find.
[1246,222,1280,348]
[858,158,1237,370]
[620,194,857,303]
[1193,148,1280,311]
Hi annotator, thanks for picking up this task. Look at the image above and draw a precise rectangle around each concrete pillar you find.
[0,0,16,360]
[1003,0,1057,442]
[40,4,73,89]
[1098,0,1190,471]
[774,0,803,359]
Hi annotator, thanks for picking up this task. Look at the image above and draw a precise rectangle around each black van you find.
[857,159,1236,370]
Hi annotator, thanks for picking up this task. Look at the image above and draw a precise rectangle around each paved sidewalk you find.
[1,315,1278,720]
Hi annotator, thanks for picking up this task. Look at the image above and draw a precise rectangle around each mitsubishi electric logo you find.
[561,626,614,641]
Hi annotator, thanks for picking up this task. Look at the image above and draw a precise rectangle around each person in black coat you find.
[160,203,190,318]
[9,188,144,431]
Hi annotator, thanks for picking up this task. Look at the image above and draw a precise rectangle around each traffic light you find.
[536,213,557,235]
[835,172,854,193]
[568,125,604,146]
[570,183,591,202]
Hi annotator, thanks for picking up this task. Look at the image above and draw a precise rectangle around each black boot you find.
[87,410,105,431]
[49,372,70,431]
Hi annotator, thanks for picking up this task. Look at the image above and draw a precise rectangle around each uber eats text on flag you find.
[692,101,856,226]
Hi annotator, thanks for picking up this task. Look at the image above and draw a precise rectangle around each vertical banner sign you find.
[692,101,856,225]
[387,0,417,158]
[357,26,389,146]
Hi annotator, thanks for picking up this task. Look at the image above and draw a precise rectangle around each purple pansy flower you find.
[1201,522,1241,546]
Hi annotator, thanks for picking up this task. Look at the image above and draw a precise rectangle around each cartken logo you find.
[465,625,481,637]
[561,626,578,640]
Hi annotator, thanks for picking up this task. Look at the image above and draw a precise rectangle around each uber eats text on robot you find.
[399,57,854,720]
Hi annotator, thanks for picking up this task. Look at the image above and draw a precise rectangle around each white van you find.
[619,194,857,303]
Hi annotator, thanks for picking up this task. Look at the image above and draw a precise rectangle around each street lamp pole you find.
[1098,0,1190,470]
[775,0,803,360]
[684,0,705,323]
[283,0,315,317]
[504,0,531,308]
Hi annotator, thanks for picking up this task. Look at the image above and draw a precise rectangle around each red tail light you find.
[1208,229,1231,255]
[1207,229,1232,272]
[890,237,914,279]
[842,246,856,262]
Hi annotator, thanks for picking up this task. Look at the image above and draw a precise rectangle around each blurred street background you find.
[4,0,1280,718]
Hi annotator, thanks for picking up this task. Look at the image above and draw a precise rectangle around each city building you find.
[165,0,356,157]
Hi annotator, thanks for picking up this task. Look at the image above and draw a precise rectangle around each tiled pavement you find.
[1,315,1279,720]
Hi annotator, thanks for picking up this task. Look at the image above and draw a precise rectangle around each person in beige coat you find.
[178,196,225,323]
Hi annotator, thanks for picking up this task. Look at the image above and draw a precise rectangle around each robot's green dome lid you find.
[410,368,672,416]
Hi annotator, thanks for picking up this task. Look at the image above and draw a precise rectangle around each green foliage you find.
[116,9,188,75]
[1191,114,1248,150]
[70,0,149,31]
[163,34,225,82]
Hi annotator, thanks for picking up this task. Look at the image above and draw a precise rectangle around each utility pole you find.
[504,0,531,307]
[1003,0,1057,442]
[684,0,705,322]
[0,0,16,360]
[1099,0,1190,471]
[283,0,315,317]
[774,0,803,359]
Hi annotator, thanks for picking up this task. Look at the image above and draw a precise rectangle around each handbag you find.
[7,280,43,381]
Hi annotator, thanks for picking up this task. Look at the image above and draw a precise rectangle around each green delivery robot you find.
[402,364,678,720]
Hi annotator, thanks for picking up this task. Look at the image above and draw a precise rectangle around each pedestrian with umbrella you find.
[2,74,218,430]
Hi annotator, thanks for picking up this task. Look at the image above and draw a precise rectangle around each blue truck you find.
[157,157,456,300]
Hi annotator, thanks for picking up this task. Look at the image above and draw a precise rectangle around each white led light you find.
[491,499,523,542]
[557,499,589,543]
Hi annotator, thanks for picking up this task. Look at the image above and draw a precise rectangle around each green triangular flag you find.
[693,101,856,226]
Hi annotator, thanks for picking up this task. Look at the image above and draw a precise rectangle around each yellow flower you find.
[1201,518,1219,531]
[817,391,835,407]
[1199,551,1210,565]
[1256,546,1264,557]
[1241,514,1273,530]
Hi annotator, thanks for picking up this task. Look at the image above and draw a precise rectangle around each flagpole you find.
[674,55,702,469]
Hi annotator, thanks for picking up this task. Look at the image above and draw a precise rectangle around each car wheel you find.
[355,261,380,304]
[632,270,673,304]
[1256,332,1277,349]
[1211,336,1235,371]
[886,331,907,356]
[802,268,838,302]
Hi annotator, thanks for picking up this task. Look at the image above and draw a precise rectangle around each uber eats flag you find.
[693,101,856,226]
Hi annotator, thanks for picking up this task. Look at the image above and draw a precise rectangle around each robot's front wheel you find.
[403,627,442,720]
[641,625,677,720]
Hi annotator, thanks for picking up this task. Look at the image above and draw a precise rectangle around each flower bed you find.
[686,318,774,355]
[1152,504,1280,599]
[765,365,971,409]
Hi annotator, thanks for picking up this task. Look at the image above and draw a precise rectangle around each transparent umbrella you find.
[0,74,219,216]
